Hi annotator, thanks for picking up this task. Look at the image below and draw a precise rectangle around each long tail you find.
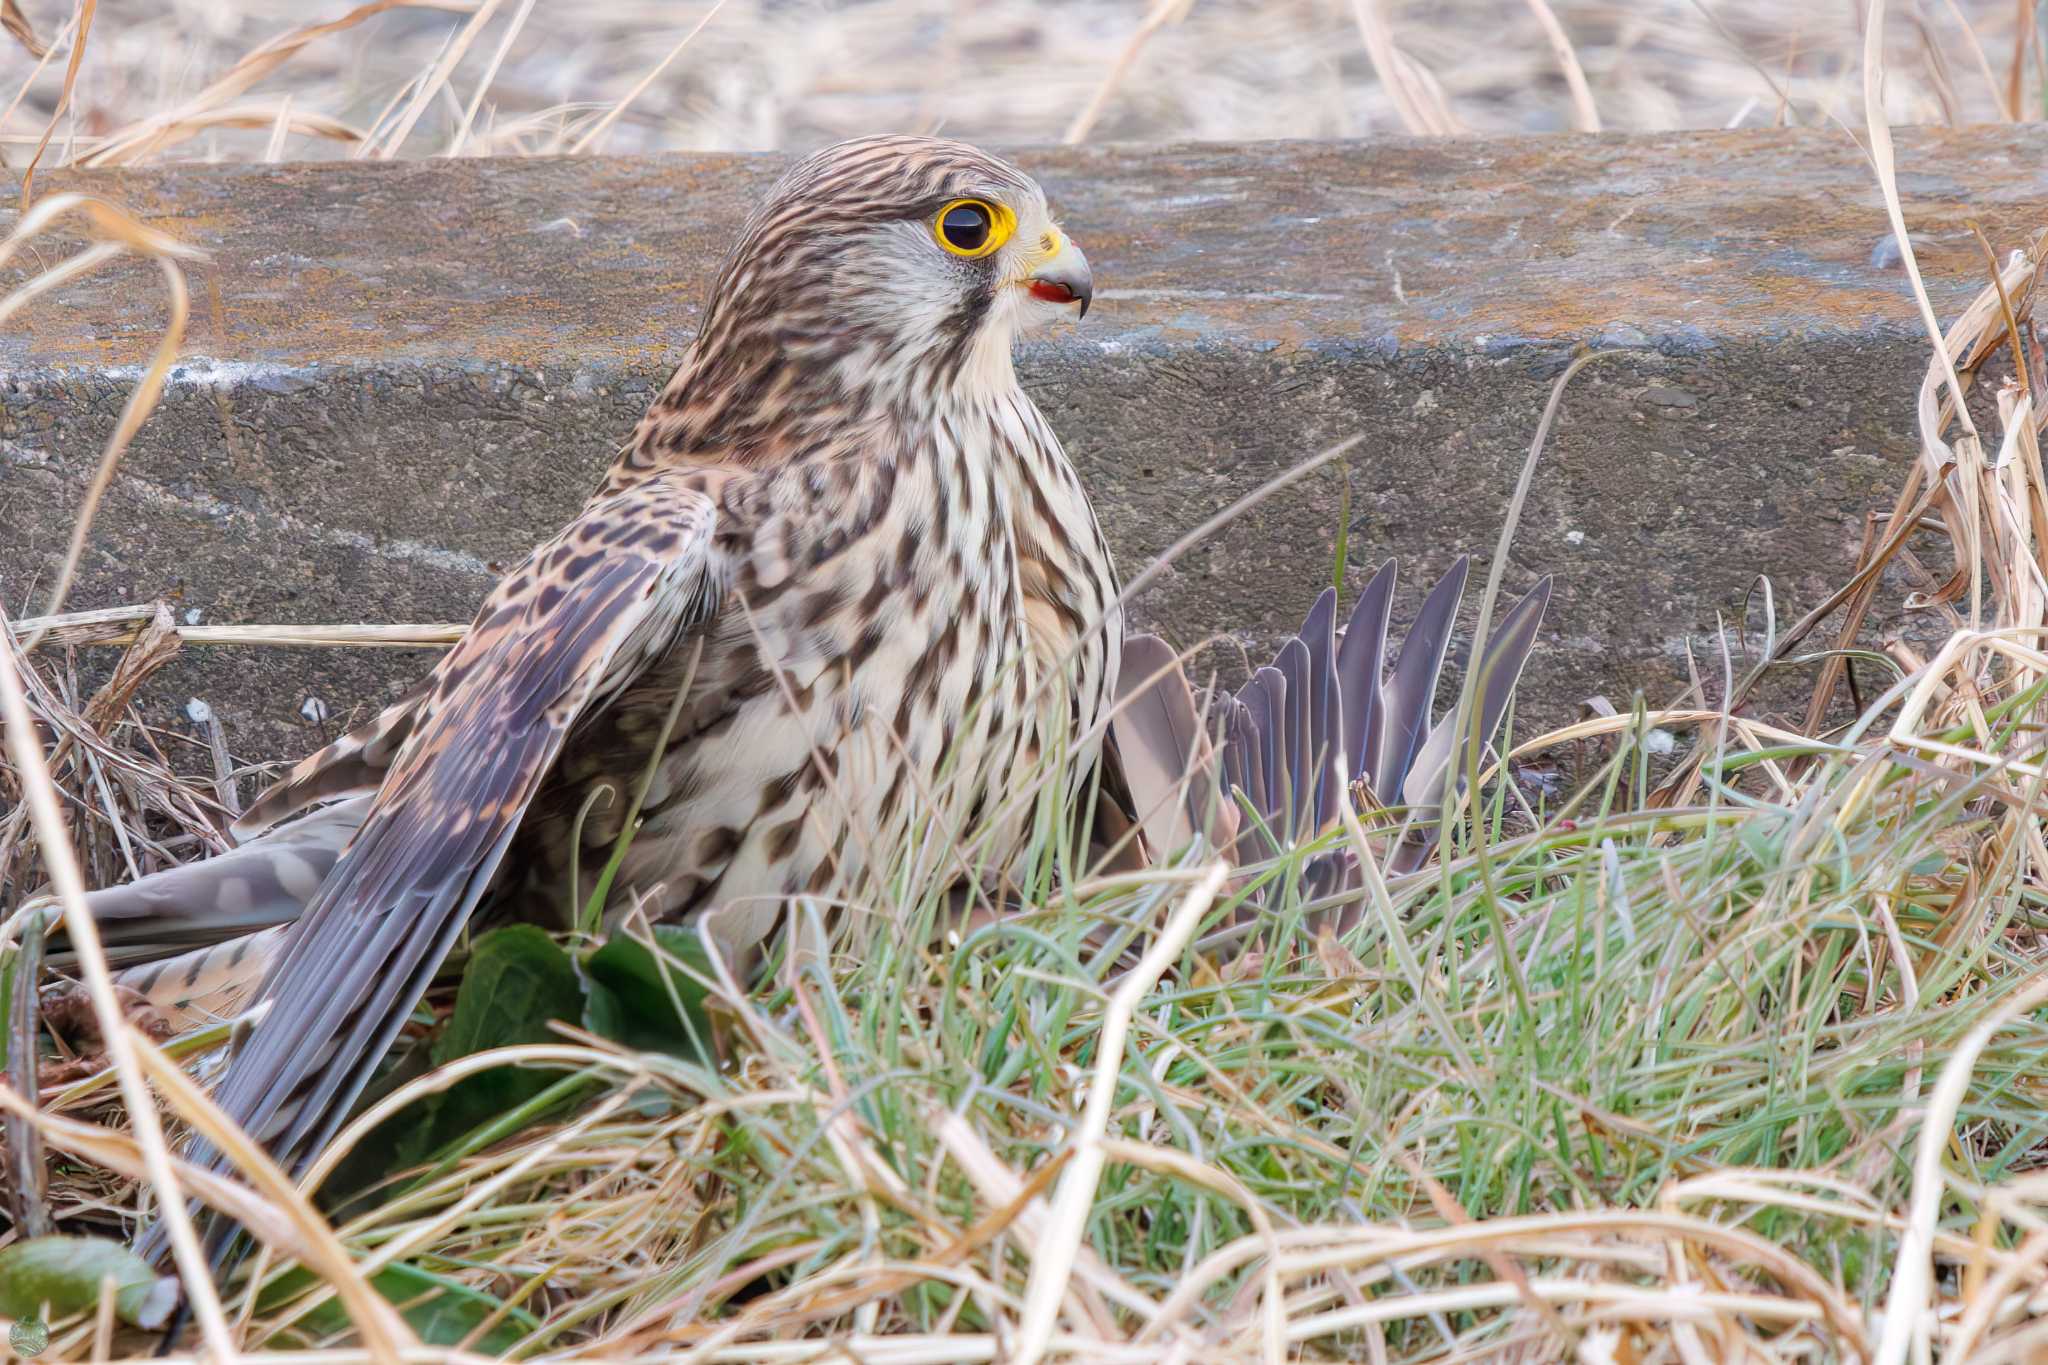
[26,796,369,974]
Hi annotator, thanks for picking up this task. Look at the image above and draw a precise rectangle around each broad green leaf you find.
[329,925,588,1198]
[435,925,584,1064]
[581,926,715,1061]
[258,1264,535,1351]
[418,924,585,1154]
[0,1236,178,1329]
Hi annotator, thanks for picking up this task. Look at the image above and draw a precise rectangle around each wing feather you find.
[1245,671,1277,834]
[1399,576,1553,813]
[1335,559,1397,783]
[1375,555,1469,798]
[231,685,430,842]
[1274,638,1312,839]
[1229,682,1272,854]
[150,475,722,1255]
[1107,635,1237,859]
[42,797,368,973]
[1299,588,1339,830]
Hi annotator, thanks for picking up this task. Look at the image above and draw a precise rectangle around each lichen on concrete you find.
[2,127,2041,758]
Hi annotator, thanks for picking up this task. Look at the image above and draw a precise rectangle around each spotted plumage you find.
[114,135,1118,1245]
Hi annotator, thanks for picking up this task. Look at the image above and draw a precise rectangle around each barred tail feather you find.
[38,796,368,972]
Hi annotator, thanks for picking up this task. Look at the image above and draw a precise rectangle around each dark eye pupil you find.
[942,203,991,250]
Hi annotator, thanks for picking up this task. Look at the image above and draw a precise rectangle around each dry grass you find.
[8,222,2048,1356]
[0,0,2042,168]
[8,1,2048,1362]
[0,197,222,913]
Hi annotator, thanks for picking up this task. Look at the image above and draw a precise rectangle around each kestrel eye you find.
[933,198,1013,258]
[941,203,990,250]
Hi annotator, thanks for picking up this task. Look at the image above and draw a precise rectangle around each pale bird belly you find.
[613,594,1033,950]
[587,414,1115,949]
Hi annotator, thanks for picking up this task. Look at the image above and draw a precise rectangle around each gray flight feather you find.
[1375,555,1469,802]
[1109,558,1551,904]
[36,797,369,973]
[1335,560,1398,782]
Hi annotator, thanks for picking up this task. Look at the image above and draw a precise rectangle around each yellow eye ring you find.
[932,198,1016,258]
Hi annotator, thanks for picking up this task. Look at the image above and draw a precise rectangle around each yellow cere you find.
[932,198,1017,259]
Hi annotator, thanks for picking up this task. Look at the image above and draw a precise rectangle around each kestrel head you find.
[701,135,1093,397]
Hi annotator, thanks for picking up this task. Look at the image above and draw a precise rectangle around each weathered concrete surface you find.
[1,128,2040,761]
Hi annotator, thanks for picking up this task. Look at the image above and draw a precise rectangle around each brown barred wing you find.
[232,686,430,842]
[139,475,723,1261]
[39,796,369,974]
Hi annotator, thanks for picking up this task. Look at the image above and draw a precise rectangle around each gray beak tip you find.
[1027,238,1093,321]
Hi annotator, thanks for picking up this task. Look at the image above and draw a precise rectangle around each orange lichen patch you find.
[3,128,2042,760]
[8,127,2046,374]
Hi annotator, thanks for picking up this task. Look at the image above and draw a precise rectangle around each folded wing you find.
[141,472,723,1258]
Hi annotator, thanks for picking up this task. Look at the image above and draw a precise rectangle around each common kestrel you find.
[13,135,1556,1269]
[81,136,1121,1250]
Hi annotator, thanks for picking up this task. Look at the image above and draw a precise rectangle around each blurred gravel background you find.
[2,0,2039,165]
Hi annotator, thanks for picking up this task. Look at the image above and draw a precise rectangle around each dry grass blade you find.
[9,609,468,651]
[1061,0,1192,145]
[186,0,477,108]
[366,0,499,159]
[1349,0,1464,136]
[1,0,44,57]
[1521,0,1600,131]
[567,0,727,156]
[35,256,187,634]
[0,6,76,138]
[86,104,368,165]
[1011,860,1227,1365]
[1864,0,1990,624]
[926,1113,1141,1337]
[446,0,537,157]
[18,0,91,208]
[0,1084,379,1267]
[0,597,233,898]
[1880,973,2048,1364]
[11,7,2048,1362]
[0,195,206,650]
[2006,0,2034,118]
[77,0,471,167]
[8,0,2027,166]
[1937,0,2012,117]
[125,1042,415,1363]
[0,632,233,1355]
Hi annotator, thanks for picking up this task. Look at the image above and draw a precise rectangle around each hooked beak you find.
[1024,235,1093,319]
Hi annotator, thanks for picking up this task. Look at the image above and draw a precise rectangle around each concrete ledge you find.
[4,128,2043,758]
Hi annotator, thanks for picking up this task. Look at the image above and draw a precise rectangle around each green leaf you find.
[322,927,590,1211]
[581,926,715,1061]
[417,925,586,1155]
[0,1236,178,1329]
[435,925,584,1064]
[1,945,17,1080]
[258,1264,535,1351]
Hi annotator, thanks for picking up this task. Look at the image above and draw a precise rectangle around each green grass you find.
[8,8,2048,1349]
[157,693,2040,1361]
[17,311,2048,1361]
